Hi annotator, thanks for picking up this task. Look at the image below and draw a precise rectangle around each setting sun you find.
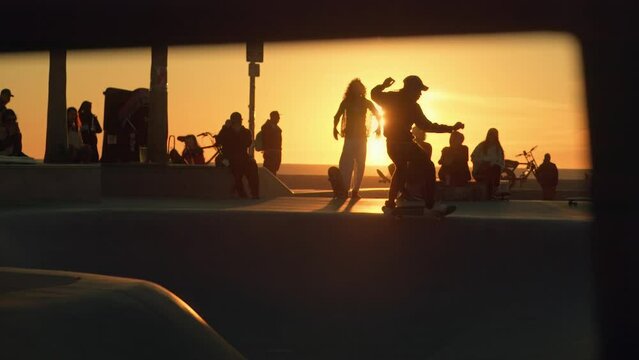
[0,32,589,171]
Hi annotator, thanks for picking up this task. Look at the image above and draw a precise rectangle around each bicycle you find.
[501,145,539,189]
[168,131,223,165]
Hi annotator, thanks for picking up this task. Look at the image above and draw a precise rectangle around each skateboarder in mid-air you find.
[371,76,464,215]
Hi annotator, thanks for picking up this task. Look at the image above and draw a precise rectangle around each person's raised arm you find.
[371,77,395,105]
[333,101,346,140]
[414,104,464,133]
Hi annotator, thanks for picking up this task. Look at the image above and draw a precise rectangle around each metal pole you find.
[248,61,256,157]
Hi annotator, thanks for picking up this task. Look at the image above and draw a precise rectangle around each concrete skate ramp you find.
[102,164,292,199]
[0,199,596,359]
[0,164,291,203]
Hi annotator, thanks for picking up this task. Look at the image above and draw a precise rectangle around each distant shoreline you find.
[274,163,591,180]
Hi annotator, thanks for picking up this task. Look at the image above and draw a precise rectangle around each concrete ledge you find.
[101,164,292,199]
[0,164,101,204]
[0,164,292,204]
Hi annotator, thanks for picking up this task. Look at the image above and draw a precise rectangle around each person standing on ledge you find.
[261,110,283,176]
[371,75,463,211]
[535,153,559,200]
[333,78,381,199]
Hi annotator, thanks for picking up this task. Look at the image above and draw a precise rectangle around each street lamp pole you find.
[246,41,263,158]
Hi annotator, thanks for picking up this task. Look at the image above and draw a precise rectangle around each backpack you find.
[254,130,264,152]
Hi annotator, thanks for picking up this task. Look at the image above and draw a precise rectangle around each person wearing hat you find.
[371,76,464,213]
[260,110,283,176]
[215,112,260,198]
[0,88,13,109]
[0,89,14,122]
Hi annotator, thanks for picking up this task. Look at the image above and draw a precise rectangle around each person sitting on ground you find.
[66,107,90,163]
[438,131,471,186]
[261,110,283,176]
[471,128,505,199]
[535,153,559,200]
[396,126,433,200]
[216,112,260,199]
[79,101,102,162]
[0,109,24,156]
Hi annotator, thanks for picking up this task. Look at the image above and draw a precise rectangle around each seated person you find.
[0,109,24,156]
[471,128,505,198]
[216,112,259,199]
[438,131,471,186]
[388,126,433,200]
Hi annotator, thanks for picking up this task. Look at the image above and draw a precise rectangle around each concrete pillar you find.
[44,49,68,163]
[148,45,168,164]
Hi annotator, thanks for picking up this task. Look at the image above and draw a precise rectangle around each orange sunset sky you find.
[0,32,591,169]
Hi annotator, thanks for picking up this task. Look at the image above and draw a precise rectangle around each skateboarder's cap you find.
[403,76,428,91]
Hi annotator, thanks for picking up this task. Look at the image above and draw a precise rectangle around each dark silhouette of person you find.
[0,88,13,115]
[333,78,381,199]
[66,107,87,162]
[0,109,23,156]
[394,126,433,200]
[79,101,102,162]
[261,110,283,175]
[212,119,232,168]
[438,131,471,186]
[371,76,463,210]
[471,128,505,199]
[216,112,260,199]
[536,153,559,200]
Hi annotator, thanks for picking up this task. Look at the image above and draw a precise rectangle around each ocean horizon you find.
[275,163,591,180]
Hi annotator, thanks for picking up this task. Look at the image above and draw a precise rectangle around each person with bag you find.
[259,110,283,175]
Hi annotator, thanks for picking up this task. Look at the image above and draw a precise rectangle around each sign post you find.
[246,41,263,157]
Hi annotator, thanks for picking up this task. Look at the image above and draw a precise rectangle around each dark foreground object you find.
[0,267,244,359]
[0,200,596,359]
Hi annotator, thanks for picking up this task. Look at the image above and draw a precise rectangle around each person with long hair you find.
[79,101,102,162]
[471,128,505,198]
[332,78,381,198]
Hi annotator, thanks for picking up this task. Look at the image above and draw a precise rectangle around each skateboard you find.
[328,166,348,198]
[567,197,592,206]
[382,205,457,218]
